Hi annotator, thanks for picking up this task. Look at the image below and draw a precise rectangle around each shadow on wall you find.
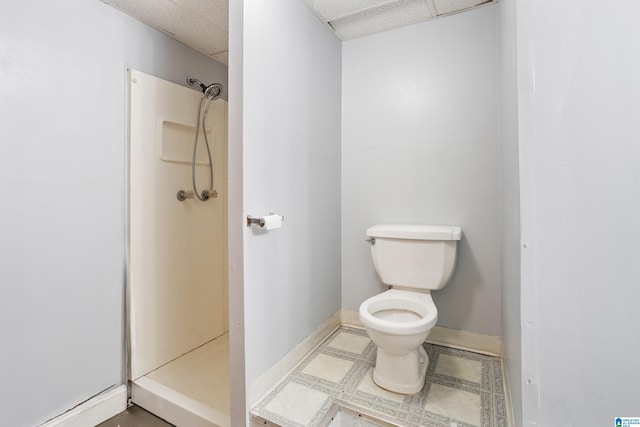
[432,235,485,330]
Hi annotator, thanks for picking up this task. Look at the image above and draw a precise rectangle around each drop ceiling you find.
[304,0,495,40]
[100,0,495,66]
[100,0,229,64]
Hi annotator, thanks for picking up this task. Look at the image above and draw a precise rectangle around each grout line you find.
[252,325,509,427]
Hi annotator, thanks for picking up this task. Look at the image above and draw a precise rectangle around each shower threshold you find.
[132,333,230,427]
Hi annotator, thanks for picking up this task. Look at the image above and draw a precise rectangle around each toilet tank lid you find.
[366,224,462,240]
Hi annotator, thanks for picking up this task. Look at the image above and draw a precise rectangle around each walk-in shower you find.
[129,69,229,427]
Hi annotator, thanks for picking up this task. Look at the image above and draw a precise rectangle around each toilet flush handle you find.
[366,237,376,245]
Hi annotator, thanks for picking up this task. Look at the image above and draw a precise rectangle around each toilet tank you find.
[366,224,462,290]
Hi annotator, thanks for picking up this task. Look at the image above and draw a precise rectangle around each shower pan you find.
[128,69,229,427]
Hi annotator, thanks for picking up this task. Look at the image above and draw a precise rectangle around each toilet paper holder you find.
[246,213,284,228]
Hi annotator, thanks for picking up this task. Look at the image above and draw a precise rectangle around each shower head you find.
[204,83,224,100]
[187,76,224,99]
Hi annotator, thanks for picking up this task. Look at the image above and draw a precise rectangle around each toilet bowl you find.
[360,288,437,394]
[360,224,461,394]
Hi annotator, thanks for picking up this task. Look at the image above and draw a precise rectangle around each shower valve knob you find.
[201,190,218,200]
[177,190,195,201]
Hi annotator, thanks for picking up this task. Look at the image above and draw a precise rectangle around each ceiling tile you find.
[432,0,491,15]
[102,0,495,66]
[331,0,435,40]
[174,7,228,55]
[171,0,228,32]
[305,0,398,21]
[212,51,228,65]
[101,0,227,63]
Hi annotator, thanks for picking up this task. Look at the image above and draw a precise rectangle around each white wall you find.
[517,1,640,424]
[497,0,522,423]
[241,0,342,385]
[0,2,226,426]
[342,5,502,336]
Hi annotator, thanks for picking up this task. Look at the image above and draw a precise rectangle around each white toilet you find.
[359,224,462,394]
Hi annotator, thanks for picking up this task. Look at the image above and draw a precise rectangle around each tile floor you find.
[251,326,508,427]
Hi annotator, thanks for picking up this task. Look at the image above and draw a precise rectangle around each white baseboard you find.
[426,326,503,356]
[340,309,503,356]
[340,308,363,328]
[39,385,127,427]
[248,311,341,406]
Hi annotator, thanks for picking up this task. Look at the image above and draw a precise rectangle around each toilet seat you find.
[359,289,437,335]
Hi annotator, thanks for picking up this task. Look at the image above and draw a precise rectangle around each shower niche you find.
[128,69,229,427]
[161,120,215,165]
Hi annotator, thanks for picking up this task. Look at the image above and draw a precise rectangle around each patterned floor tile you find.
[328,331,372,355]
[264,382,329,426]
[356,368,405,404]
[302,353,356,383]
[251,326,509,427]
[424,383,482,426]
[435,354,482,384]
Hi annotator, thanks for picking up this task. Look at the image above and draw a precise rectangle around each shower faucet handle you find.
[201,190,218,200]
[177,190,195,201]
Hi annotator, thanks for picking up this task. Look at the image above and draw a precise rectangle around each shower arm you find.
[187,76,208,93]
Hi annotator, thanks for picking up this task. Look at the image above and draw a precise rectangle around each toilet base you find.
[372,345,428,394]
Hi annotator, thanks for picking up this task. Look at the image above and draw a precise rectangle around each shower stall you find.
[128,69,229,427]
